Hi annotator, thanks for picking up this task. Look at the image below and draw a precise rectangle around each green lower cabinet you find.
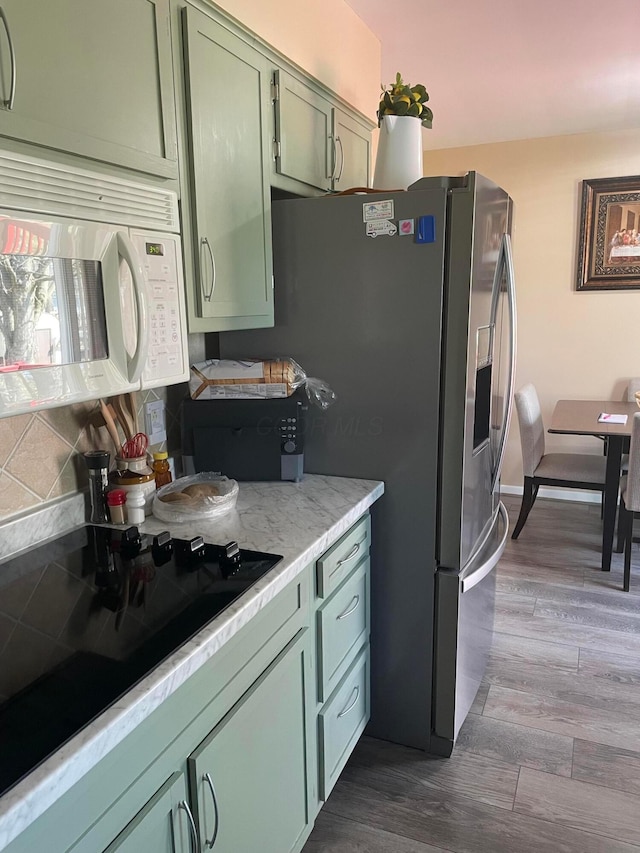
[188,631,312,853]
[102,772,192,853]
[318,646,370,801]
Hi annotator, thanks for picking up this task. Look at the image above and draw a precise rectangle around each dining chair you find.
[511,383,607,539]
[618,412,640,591]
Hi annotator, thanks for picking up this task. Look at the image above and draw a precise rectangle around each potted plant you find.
[377,73,433,129]
[373,72,433,190]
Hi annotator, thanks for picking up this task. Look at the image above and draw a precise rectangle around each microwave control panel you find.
[130,231,189,389]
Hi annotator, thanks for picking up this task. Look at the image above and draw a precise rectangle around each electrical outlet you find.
[145,400,167,445]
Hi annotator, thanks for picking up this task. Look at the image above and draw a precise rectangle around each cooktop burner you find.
[0,524,282,798]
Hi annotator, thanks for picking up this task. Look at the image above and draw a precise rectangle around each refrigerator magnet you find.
[415,215,436,243]
[362,199,395,222]
[366,220,398,238]
[398,219,415,236]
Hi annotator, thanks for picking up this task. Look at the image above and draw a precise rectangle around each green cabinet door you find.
[332,107,371,190]
[102,772,193,853]
[188,631,312,853]
[0,0,177,178]
[273,69,333,193]
[182,6,273,325]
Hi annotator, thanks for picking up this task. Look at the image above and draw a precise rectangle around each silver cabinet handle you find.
[335,136,344,182]
[0,6,16,110]
[178,801,198,853]
[201,237,216,302]
[203,772,220,849]
[336,542,360,567]
[330,135,338,183]
[338,685,360,718]
[336,594,360,620]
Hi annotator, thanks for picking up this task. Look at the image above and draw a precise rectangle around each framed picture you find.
[576,175,640,291]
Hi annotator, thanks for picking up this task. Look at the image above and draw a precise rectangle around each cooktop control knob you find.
[220,541,242,574]
[120,526,142,558]
[175,535,206,569]
[152,531,173,566]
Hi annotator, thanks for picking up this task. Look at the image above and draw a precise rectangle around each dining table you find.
[548,399,639,571]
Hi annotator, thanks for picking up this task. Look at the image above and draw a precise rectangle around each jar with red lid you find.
[106,489,127,524]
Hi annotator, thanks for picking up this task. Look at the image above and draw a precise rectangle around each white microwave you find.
[0,148,189,418]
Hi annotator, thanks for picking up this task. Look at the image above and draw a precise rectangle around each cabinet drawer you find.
[317,557,369,701]
[318,647,369,800]
[316,514,370,598]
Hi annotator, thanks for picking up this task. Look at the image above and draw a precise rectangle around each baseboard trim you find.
[500,484,602,505]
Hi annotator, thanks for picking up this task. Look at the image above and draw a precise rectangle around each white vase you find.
[373,115,424,190]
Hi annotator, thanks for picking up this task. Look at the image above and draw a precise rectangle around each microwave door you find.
[115,231,148,386]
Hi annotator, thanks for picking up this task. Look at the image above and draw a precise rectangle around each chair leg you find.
[512,477,538,540]
[616,502,626,553]
[623,501,633,592]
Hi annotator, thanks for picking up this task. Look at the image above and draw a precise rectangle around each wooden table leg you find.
[602,436,623,571]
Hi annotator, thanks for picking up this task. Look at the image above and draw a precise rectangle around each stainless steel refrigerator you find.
[219,172,516,755]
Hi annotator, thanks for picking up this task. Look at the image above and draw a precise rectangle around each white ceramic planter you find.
[373,115,424,190]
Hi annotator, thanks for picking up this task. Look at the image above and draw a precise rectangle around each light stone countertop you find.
[0,473,384,850]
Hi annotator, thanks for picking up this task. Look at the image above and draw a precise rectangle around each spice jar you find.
[106,489,127,525]
[110,455,156,515]
[152,451,172,488]
[84,450,110,524]
[125,488,146,525]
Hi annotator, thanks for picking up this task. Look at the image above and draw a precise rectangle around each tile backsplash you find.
[0,388,182,524]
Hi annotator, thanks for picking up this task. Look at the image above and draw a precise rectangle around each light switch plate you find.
[145,400,167,445]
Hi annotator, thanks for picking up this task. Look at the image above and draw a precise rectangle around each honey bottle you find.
[152,451,173,488]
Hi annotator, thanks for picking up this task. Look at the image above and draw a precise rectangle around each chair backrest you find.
[627,378,640,403]
[625,412,640,512]
[514,383,545,477]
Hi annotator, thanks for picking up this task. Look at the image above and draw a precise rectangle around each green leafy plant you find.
[377,72,433,128]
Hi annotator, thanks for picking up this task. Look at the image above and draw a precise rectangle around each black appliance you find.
[181,392,306,482]
[0,525,281,797]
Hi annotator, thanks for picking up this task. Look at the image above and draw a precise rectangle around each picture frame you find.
[576,175,640,291]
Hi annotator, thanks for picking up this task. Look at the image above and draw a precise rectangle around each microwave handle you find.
[116,231,148,384]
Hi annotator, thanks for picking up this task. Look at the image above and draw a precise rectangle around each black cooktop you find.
[0,524,281,797]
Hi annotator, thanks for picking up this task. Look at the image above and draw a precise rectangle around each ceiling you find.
[343,0,640,150]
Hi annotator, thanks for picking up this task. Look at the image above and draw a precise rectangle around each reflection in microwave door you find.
[0,252,107,370]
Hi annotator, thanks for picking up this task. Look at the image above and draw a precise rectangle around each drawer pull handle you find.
[203,772,220,848]
[338,685,360,718]
[337,594,360,620]
[336,542,361,567]
[178,800,198,853]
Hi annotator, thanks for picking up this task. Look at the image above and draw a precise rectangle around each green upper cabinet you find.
[0,0,178,178]
[332,107,371,191]
[272,69,372,195]
[181,5,274,328]
[273,69,333,193]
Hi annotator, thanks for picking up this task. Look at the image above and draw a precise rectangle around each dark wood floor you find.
[303,495,640,852]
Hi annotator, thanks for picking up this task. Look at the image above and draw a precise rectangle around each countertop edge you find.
[0,477,383,848]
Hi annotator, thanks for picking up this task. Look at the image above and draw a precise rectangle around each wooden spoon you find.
[124,392,139,436]
[100,399,122,455]
[110,395,133,442]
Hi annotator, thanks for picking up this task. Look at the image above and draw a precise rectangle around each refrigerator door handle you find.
[490,233,517,492]
[460,502,508,593]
